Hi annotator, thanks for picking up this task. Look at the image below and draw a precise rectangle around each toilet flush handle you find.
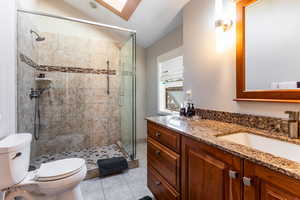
[11,152,22,160]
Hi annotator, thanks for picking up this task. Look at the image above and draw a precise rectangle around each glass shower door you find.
[120,34,136,160]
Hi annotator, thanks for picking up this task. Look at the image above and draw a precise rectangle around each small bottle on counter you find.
[180,104,186,116]
[191,103,196,116]
[186,103,192,117]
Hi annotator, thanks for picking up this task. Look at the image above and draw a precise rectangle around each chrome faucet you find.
[285,111,299,139]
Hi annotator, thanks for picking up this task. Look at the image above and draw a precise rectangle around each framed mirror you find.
[236,0,300,103]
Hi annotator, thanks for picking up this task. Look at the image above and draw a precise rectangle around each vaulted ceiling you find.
[63,0,190,47]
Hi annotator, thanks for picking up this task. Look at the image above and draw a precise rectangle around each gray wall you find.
[183,0,300,118]
[136,46,147,140]
[146,26,183,116]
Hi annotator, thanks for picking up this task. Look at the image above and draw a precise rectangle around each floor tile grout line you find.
[100,178,107,200]
[122,171,138,199]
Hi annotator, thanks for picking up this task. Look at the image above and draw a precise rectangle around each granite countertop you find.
[146,115,300,180]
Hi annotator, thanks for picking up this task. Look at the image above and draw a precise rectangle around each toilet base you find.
[4,185,83,200]
[55,185,83,200]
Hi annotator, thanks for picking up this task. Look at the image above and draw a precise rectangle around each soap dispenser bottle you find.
[186,103,192,117]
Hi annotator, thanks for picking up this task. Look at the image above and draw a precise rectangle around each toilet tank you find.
[0,133,32,190]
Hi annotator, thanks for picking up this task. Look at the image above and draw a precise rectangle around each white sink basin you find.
[218,132,300,163]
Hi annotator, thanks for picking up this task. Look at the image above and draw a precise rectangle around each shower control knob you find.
[29,88,40,99]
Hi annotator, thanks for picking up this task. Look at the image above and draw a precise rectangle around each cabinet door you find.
[181,136,242,200]
[243,160,300,200]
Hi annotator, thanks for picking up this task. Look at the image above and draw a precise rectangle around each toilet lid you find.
[36,158,85,182]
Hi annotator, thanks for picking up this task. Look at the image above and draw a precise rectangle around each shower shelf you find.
[35,78,52,88]
[35,78,52,81]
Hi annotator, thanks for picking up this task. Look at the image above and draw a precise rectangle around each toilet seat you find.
[35,158,85,182]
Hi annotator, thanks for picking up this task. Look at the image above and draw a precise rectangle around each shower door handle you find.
[106,60,110,95]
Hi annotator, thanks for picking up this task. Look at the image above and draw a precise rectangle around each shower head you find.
[30,30,45,42]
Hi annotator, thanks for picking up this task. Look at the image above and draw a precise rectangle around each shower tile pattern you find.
[20,53,117,75]
[18,26,123,156]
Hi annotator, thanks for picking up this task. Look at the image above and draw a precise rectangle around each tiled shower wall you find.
[18,25,122,156]
[36,32,121,156]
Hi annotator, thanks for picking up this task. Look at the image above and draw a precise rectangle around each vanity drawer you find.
[148,138,180,190]
[148,165,180,200]
[148,122,181,153]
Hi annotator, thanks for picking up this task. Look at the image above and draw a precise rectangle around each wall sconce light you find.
[215,19,233,32]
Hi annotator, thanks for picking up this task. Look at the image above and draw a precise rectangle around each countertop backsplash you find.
[195,108,289,136]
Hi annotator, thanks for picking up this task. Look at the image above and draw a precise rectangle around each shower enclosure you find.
[16,9,136,174]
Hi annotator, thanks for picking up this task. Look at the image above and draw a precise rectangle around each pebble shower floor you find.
[30,144,128,171]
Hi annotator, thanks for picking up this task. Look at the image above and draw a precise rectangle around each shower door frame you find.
[132,33,137,160]
[16,8,137,159]
[17,9,136,33]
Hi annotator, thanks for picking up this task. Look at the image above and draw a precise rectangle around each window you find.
[158,56,184,114]
[102,0,128,12]
[95,0,141,20]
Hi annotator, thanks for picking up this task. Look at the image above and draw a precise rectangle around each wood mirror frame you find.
[235,0,300,103]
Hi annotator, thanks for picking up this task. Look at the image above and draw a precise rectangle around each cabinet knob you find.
[155,181,161,186]
[155,150,161,155]
[243,177,252,186]
[229,170,239,179]
[155,132,161,137]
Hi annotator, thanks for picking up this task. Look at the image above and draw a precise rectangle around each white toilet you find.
[0,133,87,200]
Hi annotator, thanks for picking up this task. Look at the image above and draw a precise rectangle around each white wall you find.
[18,0,128,42]
[18,0,91,20]
[146,26,183,116]
[136,46,147,140]
[183,0,300,119]
[0,1,16,199]
[0,0,16,140]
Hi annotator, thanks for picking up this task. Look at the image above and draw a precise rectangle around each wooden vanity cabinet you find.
[147,121,300,200]
[243,160,300,200]
[181,136,242,200]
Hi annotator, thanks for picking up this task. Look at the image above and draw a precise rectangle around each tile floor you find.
[80,142,154,200]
